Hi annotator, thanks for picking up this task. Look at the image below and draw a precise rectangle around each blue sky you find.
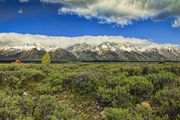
[0,0,179,44]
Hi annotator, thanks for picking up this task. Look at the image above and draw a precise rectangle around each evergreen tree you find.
[60,51,64,62]
[42,53,51,64]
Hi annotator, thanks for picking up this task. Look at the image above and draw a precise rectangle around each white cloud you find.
[40,0,180,26]
[0,33,178,50]
[19,0,29,3]
[172,18,180,28]
[18,9,23,14]
[0,33,152,49]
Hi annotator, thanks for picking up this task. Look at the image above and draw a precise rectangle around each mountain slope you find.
[0,33,179,61]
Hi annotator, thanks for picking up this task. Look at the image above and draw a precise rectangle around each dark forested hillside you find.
[0,63,179,120]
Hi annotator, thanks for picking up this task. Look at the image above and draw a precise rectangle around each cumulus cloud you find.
[40,0,180,26]
[172,18,180,28]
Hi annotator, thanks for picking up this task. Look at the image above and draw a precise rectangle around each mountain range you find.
[0,33,179,61]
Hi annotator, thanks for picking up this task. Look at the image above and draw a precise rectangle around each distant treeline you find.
[0,60,65,64]
[0,59,180,63]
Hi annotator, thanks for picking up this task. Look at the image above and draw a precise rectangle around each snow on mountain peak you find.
[97,42,118,51]
[0,33,179,53]
[24,43,42,50]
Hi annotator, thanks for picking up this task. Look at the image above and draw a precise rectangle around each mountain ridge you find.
[0,33,179,61]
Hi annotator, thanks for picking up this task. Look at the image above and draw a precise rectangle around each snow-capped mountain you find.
[0,33,179,61]
[24,43,43,51]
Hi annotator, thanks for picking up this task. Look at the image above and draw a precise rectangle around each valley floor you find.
[0,62,179,120]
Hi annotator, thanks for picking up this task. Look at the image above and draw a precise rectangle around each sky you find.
[0,0,180,44]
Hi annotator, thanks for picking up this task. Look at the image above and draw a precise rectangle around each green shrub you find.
[123,66,143,76]
[42,72,64,94]
[0,63,179,120]
[36,83,52,94]
[124,76,154,102]
[153,88,180,120]
[131,105,168,120]
[0,93,84,120]
[19,96,37,117]
[97,87,114,107]
[97,86,133,108]
[71,72,99,95]
[0,95,21,120]
[103,106,168,120]
[61,72,80,88]
[163,65,180,75]
[103,108,133,120]
[38,95,82,120]
[142,66,160,74]
[147,72,176,91]
[104,75,127,88]
[0,69,45,88]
